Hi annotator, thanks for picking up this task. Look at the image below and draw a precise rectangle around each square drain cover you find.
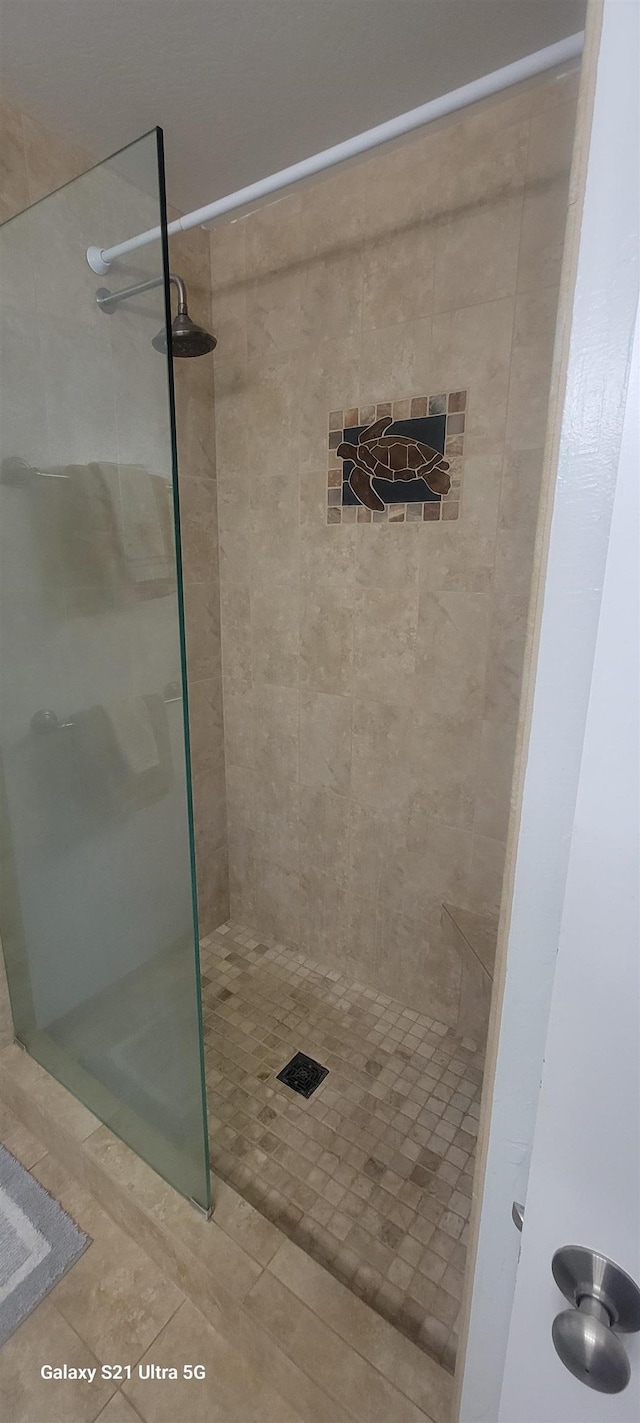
[277,1051,329,1098]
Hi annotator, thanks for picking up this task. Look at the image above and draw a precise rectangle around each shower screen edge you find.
[156,124,212,1213]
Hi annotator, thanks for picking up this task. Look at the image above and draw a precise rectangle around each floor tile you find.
[0,1100,48,1170]
[269,1238,452,1423]
[0,1298,115,1423]
[210,1177,283,1265]
[246,1270,435,1423]
[122,1298,304,1423]
[203,920,483,1369]
[51,1217,184,1366]
[95,1394,144,1421]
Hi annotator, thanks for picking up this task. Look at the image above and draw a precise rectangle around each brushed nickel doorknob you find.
[551,1246,640,1394]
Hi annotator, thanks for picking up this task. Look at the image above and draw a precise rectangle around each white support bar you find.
[87,31,583,274]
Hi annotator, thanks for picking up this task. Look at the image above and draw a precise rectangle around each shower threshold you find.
[201,921,483,1373]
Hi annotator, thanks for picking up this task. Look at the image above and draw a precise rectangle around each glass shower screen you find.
[0,130,210,1211]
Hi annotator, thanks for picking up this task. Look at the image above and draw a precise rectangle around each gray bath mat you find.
[0,1142,90,1345]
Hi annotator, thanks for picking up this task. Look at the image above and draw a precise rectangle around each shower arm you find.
[87,31,584,276]
[96,272,187,314]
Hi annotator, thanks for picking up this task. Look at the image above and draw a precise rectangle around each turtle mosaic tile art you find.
[327,391,467,524]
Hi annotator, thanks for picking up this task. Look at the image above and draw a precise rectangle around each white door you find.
[498,307,639,1420]
[459,1,640,1419]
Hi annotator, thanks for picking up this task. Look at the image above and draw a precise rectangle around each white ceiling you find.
[1,0,586,216]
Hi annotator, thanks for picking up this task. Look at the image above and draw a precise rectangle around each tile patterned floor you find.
[0,1088,452,1423]
[201,920,484,1372]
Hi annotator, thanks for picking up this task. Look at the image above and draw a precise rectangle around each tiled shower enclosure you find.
[0,62,578,1377]
[204,64,577,1370]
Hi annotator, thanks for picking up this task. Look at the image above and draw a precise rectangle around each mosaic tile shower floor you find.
[201,921,484,1373]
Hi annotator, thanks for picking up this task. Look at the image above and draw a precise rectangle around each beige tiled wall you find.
[0,98,227,1043]
[212,70,578,1020]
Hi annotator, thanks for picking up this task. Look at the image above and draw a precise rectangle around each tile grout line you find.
[247,1266,441,1423]
[264,1243,448,1423]
[52,1272,187,1382]
[93,1387,147,1422]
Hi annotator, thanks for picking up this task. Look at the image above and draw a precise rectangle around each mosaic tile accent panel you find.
[201,921,483,1373]
[327,392,467,524]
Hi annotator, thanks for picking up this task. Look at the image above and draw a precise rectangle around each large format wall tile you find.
[473,718,519,843]
[356,523,422,590]
[300,691,352,797]
[251,586,300,688]
[483,592,530,726]
[430,298,515,453]
[434,190,524,312]
[351,701,416,817]
[299,784,350,887]
[416,591,491,720]
[179,477,220,582]
[505,287,562,451]
[362,225,436,331]
[353,587,419,703]
[302,250,364,345]
[0,99,30,222]
[183,580,222,682]
[518,101,578,295]
[300,591,354,697]
[434,112,528,313]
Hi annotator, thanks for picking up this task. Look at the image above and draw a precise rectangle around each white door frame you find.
[456,0,640,1417]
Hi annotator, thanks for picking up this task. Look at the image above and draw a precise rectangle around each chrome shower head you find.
[152,308,217,358]
[152,273,216,357]
[96,272,216,358]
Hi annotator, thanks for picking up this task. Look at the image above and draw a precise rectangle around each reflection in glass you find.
[0,130,210,1210]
